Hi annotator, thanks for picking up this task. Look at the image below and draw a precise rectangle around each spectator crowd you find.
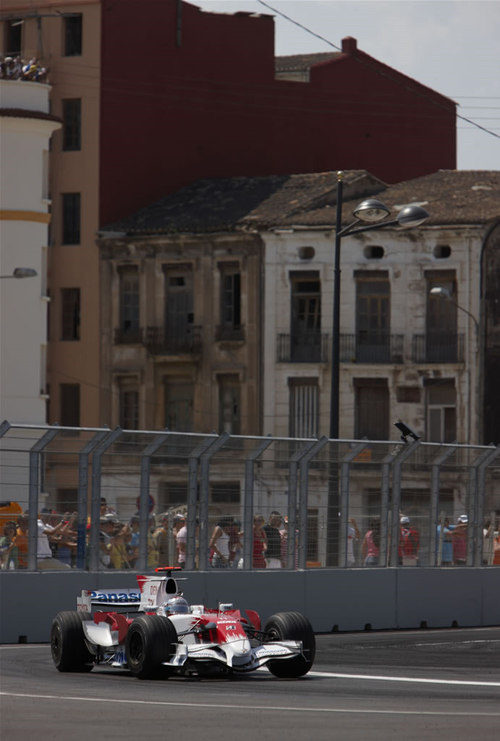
[0,55,48,82]
[1,503,499,571]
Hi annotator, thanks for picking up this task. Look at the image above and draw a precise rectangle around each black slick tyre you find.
[51,610,93,672]
[264,611,315,678]
[125,615,177,679]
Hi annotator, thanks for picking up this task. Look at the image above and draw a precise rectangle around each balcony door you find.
[164,266,194,352]
[355,273,390,362]
[290,272,321,362]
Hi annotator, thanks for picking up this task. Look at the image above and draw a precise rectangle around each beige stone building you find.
[98,198,263,434]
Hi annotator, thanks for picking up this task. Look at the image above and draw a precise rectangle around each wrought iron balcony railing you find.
[144,326,202,355]
[277,332,329,363]
[412,333,464,363]
[340,333,404,364]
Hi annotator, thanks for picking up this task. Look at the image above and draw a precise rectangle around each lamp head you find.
[396,205,429,228]
[430,286,452,300]
[13,268,37,279]
[352,199,391,223]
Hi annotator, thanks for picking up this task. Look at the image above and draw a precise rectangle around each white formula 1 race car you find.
[50,568,315,679]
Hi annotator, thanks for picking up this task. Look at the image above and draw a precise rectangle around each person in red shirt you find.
[399,515,420,566]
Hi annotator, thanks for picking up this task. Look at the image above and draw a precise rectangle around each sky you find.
[192,0,500,170]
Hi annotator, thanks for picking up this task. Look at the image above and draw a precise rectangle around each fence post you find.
[28,426,61,570]
[429,445,457,567]
[137,433,170,571]
[89,427,123,571]
[243,436,273,570]
[339,441,368,568]
[184,435,217,571]
[472,445,500,567]
[77,430,109,569]
[297,437,329,570]
[389,439,421,567]
[287,440,316,570]
[198,433,230,571]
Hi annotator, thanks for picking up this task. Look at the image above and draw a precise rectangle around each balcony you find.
[114,327,143,344]
[277,332,329,363]
[412,333,464,363]
[144,326,202,356]
[340,333,404,364]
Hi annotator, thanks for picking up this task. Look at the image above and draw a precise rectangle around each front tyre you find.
[264,611,315,678]
[125,615,177,679]
[51,611,94,672]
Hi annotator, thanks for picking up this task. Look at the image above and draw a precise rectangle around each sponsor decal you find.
[90,590,140,603]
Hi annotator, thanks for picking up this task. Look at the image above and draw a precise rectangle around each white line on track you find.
[1,692,499,717]
[309,670,500,687]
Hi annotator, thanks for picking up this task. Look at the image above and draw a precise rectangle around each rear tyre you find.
[264,611,315,678]
[125,615,177,679]
[51,611,94,672]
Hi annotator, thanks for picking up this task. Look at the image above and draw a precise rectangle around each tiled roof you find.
[275,52,340,73]
[101,171,386,236]
[100,170,500,237]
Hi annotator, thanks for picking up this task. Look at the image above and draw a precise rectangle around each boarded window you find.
[119,386,139,430]
[165,378,194,432]
[289,378,319,438]
[354,379,389,440]
[164,266,194,348]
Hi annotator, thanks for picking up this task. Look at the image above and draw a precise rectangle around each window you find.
[218,375,241,435]
[355,272,390,361]
[425,380,456,442]
[288,378,319,438]
[290,271,321,362]
[62,99,81,151]
[64,14,82,56]
[60,383,80,426]
[5,19,22,55]
[62,193,80,244]
[61,288,80,340]
[354,379,389,440]
[119,387,139,430]
[165,379,194,432]
[118,266,140,341]
[56,488,78,512]
[219,264,241,336]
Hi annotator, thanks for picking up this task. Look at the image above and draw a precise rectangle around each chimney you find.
[341,37,357,54]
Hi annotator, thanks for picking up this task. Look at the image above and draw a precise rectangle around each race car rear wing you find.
[77,589,142,613]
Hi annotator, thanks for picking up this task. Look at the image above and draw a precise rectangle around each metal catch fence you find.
[1,421,499,572]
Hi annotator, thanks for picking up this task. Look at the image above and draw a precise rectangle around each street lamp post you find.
[326,171,429,566]
[429,285,480,444]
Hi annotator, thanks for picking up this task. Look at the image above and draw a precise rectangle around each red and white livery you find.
[50,568,315,679]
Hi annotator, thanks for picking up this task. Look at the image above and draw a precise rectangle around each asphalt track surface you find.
[1,627,499,741]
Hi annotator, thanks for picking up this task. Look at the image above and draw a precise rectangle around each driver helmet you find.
[163,596,190,615]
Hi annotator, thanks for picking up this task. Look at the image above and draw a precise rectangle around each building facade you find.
[1,0,456,428]
[0,78,60,423]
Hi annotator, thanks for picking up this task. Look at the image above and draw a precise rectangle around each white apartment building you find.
[0,78,60,423]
